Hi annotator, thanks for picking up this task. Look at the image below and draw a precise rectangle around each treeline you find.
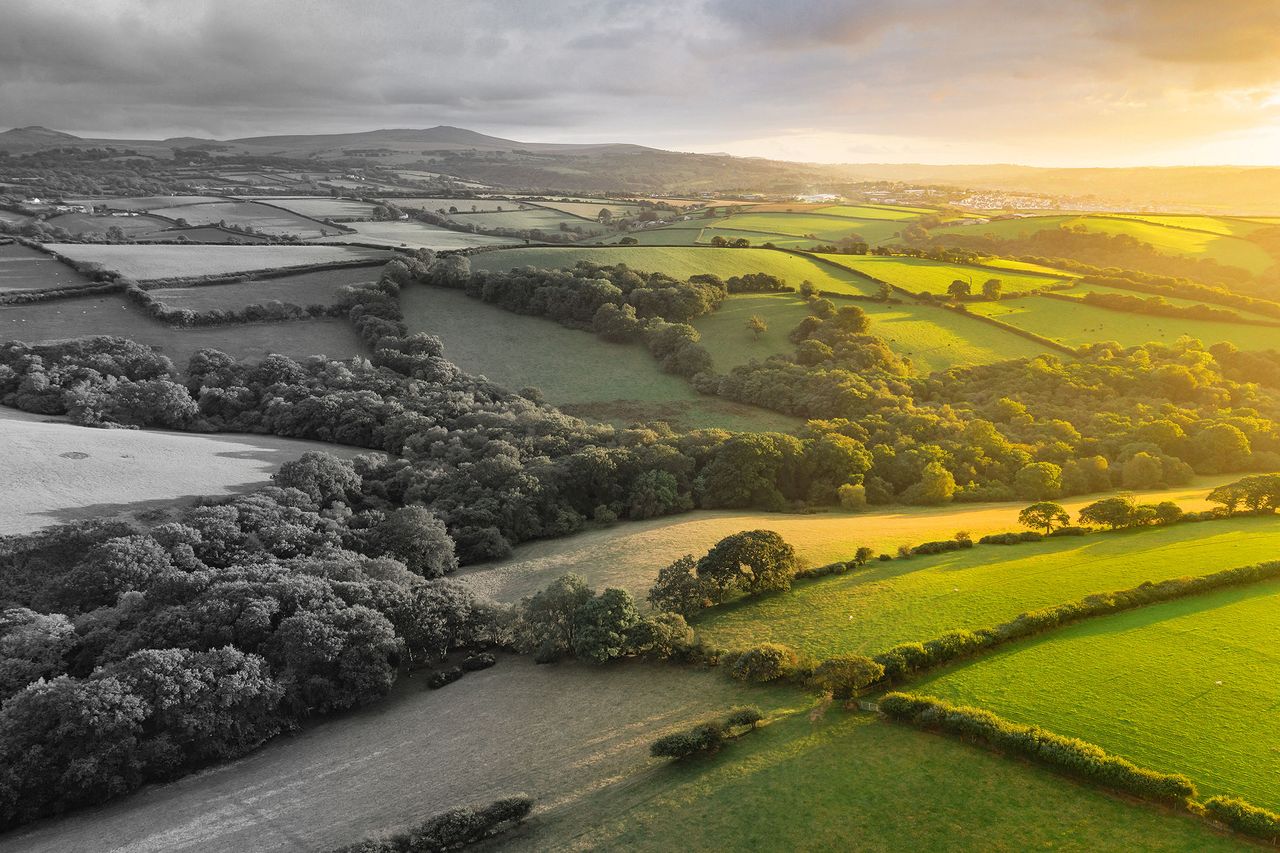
[121,278,342,327]
[331,796,533,853]
[1063,289,1269,325]
[879,694,1197,804]
[0,462,504,828]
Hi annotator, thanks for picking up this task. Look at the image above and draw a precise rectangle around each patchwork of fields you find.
[0,242,90,291]
[145,267,379,311]
[147,201,339,238]
[819,254,1072,296]
[916,581,1280,809]
[311,220,516,249]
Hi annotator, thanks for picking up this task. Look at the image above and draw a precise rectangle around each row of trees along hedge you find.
[872,561,1280,683]
[330,795,533,852]
[646,530,800,616]
[649,706,764,760]
[879,693,1198,804]
[121,277,344,327]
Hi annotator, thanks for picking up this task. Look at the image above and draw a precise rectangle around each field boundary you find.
[942,302,1078,356]
[1038,289,1280,328]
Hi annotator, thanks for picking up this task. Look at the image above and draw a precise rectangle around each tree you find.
[519,574,594,661]
[1078,496,1138,529]
[647,555,707,616]
[728,643,798,682]
[837,482,867,510]
[1018,501,1070,534]
[273,451,361,506]
[798,280,817,299]
[1122,451,1165,490]
[982,278,1003,299]
[1014,462,1063,500]
[695,530,799,598]
[947,280,971,299]
[852,546,875,566]
[571,588,639,663]
[809,656,885,699]
[1191,424,1251,474]
[374,507,458,578]
[904,461,955,505]
[627,612,694,660]
[745,314,769,341]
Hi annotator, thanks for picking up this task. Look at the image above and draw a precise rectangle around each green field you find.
[1110,214,1268,238]
[149,201,338,238]
[936,215,1275,275]
[470,246,881,296]
[694,514,1280,660]
[0,242,90,292]
[390,197,521,213]
[64,195,227,211]
[915,581,1280,809]
[692,293,1052,375]
[399,283,797,433]
[43,243,390,281]
[704,212,907,245]
[811,204,932,219]
[250,197,381,220]
[976,257,1081,278]
[607,222,709,245]
[540,712,1242,853]
[1066,279,1280,322]
[969,294,1280,351]
[458,478,1235,603]
[311,220,516,250]
[819,254,1072,296]
[46,212,172,237]
[446,207,606,235]
[534,200,643,219]
[146,267,379,311]
[0,405,368,535]
[0,295,367,367]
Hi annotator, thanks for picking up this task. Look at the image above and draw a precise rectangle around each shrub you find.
[809,655,885,699]
[1047,525,1088,537]
[461,653,496,672]
[330,795,533,853]
[880,693,1197,805]
[649,721,726,759]
[427,667,464,689]
[727,643,799,682]
[1203,796,1280,841]
[978,531,1043,545]
[724,705,765,729]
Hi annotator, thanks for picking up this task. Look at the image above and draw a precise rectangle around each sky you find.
[2,0,1280,167]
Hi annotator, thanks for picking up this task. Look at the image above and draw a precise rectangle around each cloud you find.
[0,0,1278,165]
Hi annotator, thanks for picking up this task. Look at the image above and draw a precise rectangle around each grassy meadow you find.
[446,207,606,234]
[0,242,90,292]
[0,406,368,535]
[693,514,1280,659]
[692,292,1053,375]
[702,212,906,245]
[148,201,337,238]
[46,212,173,237]
[0,294,366,366]
[145,267,379,311]
[470,246,882,295]
[252,197,382,219]
[969,294,1280,351]
[457,477,1238,603]
[311,220,516,250]
[399,283,797,433]
[819,254,1072,296]
[915,581,1280,809]
[43,243,390,281]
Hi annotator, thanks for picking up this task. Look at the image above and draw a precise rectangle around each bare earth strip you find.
[0,661,795,853]
[0,406,368,534]
[458,477,1237,603]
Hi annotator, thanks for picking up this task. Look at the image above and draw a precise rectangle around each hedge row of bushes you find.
[879,693,1197,804]
[978,526,1090,545]
[1203,796,1280,842]
[649,706,764,760]
[330,795,533,852]
[122,279,343,327]
[874,560,1280,682]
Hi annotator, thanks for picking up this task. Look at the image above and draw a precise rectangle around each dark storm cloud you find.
[1,0,1278,164]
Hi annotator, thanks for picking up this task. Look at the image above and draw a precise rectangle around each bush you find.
[649,721,726,759]
[724,705,765,729]
[461,653,496,672]
[1047,525,1088,537]
[427,667,464,689]
[1203,796,1280,841]
[880,693,1197,805]
[330,795,533,853]
[910,537,973,555]
[978,531,1043,545]
[727,643,799,682]
[809,656,885,699]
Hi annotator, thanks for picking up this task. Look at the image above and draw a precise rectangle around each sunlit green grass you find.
[819,254,1072,295]
[915,581,1280,809]
[694,515,1280,659]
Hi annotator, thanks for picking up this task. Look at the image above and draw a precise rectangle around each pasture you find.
[145,267,379,311]
[469,246,882,296]
[45,212,172,237]
[399,283,796,433]
[0,406,368,535]
[820,254,1072,296]
[391,197,518,213]
[137,226,273,244]
[544,712,1241,853]
[702,212,907,245]
[311,220,516,250]
[968,295,1280,351]
[691,293,1053,375]
[250,197,382,220]
[446,207,606,234]
[811,204,932,219]
[694,514,1280,660]
[149,201,338,238]
[457,477,1237,603]
[915,581,1280,809]
[64,195,227,211]
[533,200,644,220]
[0,242,90,292]
[0,295,367,367]
[42,243,390,281]
[606,222,709,245]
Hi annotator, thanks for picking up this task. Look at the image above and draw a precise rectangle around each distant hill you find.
[4,124,1280,211]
